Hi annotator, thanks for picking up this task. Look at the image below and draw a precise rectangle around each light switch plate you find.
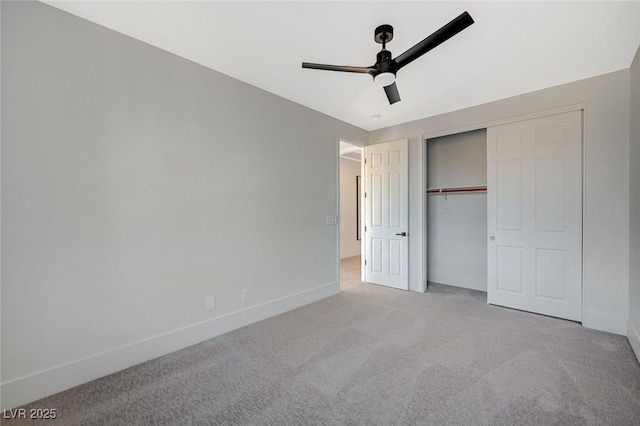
[326,215,338,225]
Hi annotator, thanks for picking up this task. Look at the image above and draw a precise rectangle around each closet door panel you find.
[535,155,567,233]
[497,246,524,294]
[487,110,582,322]
[496,159,524,232]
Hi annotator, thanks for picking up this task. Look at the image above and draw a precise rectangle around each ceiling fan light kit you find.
[374,72,396,87]
[302,11,474,105]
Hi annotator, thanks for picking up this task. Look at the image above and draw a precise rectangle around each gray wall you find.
[1,1,366,408]
[630,45,640,359]
[370,69,631,336]
[427,130,487,291]
[427,130,487,189]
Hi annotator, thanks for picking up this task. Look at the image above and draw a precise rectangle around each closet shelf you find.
[426,185,487,195]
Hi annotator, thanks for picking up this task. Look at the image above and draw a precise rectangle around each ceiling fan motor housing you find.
[375,50,395,76]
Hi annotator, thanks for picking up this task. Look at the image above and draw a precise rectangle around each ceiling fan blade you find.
[384,82,401,104]
[302,62,374,74]
[394,11,474,70]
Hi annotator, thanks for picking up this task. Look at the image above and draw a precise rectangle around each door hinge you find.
[364,192,367,198]
[364,158,367,164]
[365,226,367,232]
[365,259,367,265]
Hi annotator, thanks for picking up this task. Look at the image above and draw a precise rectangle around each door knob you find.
[489,236,495,241]
[396,232,407,237]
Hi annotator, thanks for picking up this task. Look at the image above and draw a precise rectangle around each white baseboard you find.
[428,271,487,292]
[340,248,361,259]
[582,309,628,335]
[0,281,339,410]
[628,319,640,363]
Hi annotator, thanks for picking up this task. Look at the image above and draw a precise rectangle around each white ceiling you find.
[44,1,640,131]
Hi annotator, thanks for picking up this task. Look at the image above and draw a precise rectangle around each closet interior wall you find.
[427,129,488,291]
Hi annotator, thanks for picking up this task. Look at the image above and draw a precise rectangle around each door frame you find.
[336,135,366,289]
[420,104,586,305]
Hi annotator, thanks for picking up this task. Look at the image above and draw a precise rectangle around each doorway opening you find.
[338,139,364,290]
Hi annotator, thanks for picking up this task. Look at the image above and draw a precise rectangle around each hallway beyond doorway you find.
[340,255,362,290]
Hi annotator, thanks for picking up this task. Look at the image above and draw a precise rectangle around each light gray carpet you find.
[5,256,640,425]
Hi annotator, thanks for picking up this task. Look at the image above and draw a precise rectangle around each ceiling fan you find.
[302,11,474,105]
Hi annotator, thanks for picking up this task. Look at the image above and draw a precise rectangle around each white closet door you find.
[364,139,409,290]
[487,110,582,321]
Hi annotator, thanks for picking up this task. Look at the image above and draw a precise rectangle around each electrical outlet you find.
[242,288,251,302]
[206,296,216,311]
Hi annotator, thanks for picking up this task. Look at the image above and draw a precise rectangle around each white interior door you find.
[487,110,582,321]
[364,139,409,290]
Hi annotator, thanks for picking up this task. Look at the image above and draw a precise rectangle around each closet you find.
[424,110,583,322]
[426,129,488,291]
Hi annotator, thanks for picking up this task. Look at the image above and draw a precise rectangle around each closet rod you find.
[426,185,487,194]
